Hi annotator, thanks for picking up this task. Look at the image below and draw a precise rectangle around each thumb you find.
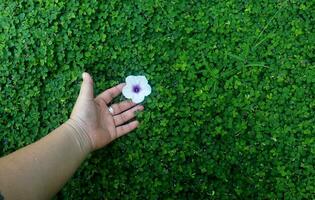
[79,72,94,99]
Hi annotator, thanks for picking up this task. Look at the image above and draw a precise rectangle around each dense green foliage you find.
[1,0,314,199]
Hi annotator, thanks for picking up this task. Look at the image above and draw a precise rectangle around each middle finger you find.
[113,105,144,126]
[110,100,137,115]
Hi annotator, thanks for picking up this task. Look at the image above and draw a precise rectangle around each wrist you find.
[64,118,93,155]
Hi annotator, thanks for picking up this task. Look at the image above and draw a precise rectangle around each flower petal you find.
[126,75,139,85]
[132,94,145,103]
[138,75,148,85]
[123,75,151,102]
[141,84,151,96]
[122,85,133,98]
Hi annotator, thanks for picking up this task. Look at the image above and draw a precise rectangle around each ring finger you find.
[113,105,144,126]
[109,100,137,115]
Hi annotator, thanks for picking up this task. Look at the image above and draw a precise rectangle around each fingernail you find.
[82,72,87,80]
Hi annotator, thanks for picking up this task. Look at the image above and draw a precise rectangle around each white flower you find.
[122,75,151,103]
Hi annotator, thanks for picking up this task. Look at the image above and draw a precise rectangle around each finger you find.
[110,100,137,115]
[79,72,94,99]
[116,121,139,138]
[113,105,144,126]
[96,83,125,104]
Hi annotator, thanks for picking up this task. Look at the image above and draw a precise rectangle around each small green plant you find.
[0,0,314,199]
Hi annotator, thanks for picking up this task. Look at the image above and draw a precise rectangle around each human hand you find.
[69,72,144,151]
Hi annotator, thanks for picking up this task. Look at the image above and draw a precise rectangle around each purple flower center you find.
[132,85,141,93]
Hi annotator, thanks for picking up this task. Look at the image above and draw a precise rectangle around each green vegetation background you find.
[0,0,314,199]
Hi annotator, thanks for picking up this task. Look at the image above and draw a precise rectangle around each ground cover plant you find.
[0,0,314,199]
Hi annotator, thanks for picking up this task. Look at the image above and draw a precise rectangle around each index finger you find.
[96,83,125,104]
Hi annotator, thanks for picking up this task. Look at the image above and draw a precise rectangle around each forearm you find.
[0,119,92,200]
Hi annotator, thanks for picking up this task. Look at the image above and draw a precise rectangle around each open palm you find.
[70,72,144,151]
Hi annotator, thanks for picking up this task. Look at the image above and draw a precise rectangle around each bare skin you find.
[0,72,144,200]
